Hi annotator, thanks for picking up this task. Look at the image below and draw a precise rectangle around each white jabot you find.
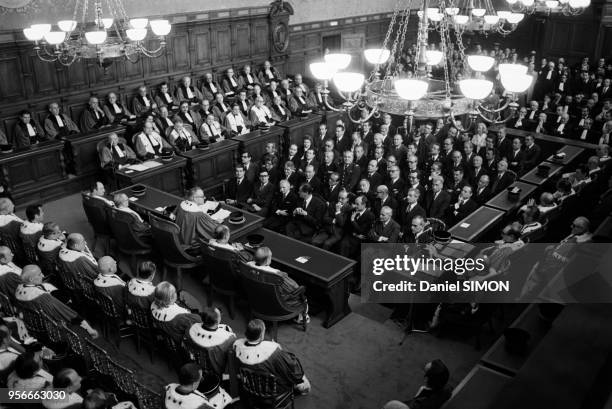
[246,73,254,83]
[578,118,585,127]
[112,103,122,114]
[164,92,173,103]
[298,96,306,104]
[113,144,126,158]
[581,129,588,140]
[529,111,535,120]
[186,87,194,99]
[142,96,150,107]
[557,123,565,133]
[185,113,194,123]
[209,83,217,93]
[559,82,564,91]
[26,123,36,137]
[55,115,64,127]
[277,104,285,115]
[230,76,237,87]
[546,70,552,80]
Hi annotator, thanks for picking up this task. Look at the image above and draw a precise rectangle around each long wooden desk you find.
[0,140,66,206]
[112,185,263,240]
[448,207,505,242]
[520,162,564,186]
[491,127,599,151]
[114,157,186,196]
[485,182,538,212]
[441,364,512,409]
[545,145,585,166]
[276,113,324,151]
[178,139,239,191]
[480,304,552,376]
[238,228,355,328]
[231,127,285,162]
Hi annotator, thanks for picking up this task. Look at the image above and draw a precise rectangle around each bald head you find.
[66,233,85,251]
[0,246,12,264]
[21,265,43,284]
[98,256,117,275]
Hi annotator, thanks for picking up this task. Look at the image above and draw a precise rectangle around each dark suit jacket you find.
[373,196,398,219]
[243,163,259,184]
[317,162,338,184]
[319,203,350,235]
[474,186,492,205]
[496,137,513,161]
[250,182,275,211]
[448,198,478,226]
[292,195,326,235]
[338,163,361,192]
[425,190,451,220]
[490,171,515,195]
[387,178,407,199]
[303,176,322,196]
[226,178,253,204]
[271,191,297,215]
[399,202,427,227]
[347,210,375,237]
[365,172,384,191]
[322,183,341,204]
[522,144,541,171]
[368,219,401,243]
[507,149,525,175]
[470,167,488,187]
[403,229,434,244]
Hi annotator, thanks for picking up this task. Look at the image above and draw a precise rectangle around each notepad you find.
[141,160,163,169]
[126,164,148,171]
[211,209,231,222]
[129,197,138,202]
[295,256,310,264]
[459,222,470,228]
[155,207,166,212]
[200,201,219,213]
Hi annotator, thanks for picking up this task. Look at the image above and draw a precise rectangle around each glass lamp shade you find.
[545,0,559,7]
[459,79,493,99]
[467,55,495,72]
[129,18,149,29]
[507,0,519,4]
[497,10,512,19]
[472,8,486,16]
[310,62,337,80]
[499,63,528,78]
[58,20,77,32]
[426,50,444,65]
[394,79,429,100]
[569,0,589,7]
[23,27,44,41]
[507,13,524,23]
[101,18,113,29]
[484,15,500,24]
[522,0,535,6]
[126,28,147,41]
[559,0,569,4]
[453,15,469,24]
[43,31,66,45]
[325,53,352,70]
[429,12,443,21]
[333,72,364,93]
[85,30,107,45]
[445,7,459,14]
[150,19,171,36]
[501,73,533,93]
[364,48,390,64]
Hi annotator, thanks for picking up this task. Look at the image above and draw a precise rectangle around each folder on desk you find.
[125,164,148,172]
[211,209,231,222]
[141,160,163,169]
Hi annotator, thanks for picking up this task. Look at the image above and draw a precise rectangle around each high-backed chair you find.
[135,381,163,409]
[19,230,41,264]
[0,218,24,264]
[238,262,307,341]
[148,214,203,290]
[239,367,295,409]
[82,193,113,255]
[201,243,240,319]
[105,207,153,274]
[126,302,157,362]
[95,291,131,346]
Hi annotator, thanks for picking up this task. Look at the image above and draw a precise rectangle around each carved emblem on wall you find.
[273,22,289,53]
[0,0,38,14]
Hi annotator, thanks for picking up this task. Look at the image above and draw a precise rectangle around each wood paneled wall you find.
[0,7,272,135]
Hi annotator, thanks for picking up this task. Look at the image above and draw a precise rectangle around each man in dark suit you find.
[283,144,301,170]
[264,180,297,233]
[509,107,529,130]
[317,151,338,184]
[599,78,611,100]
[399,188,426,232]
[469,155,488,188]
[372,185,398,219]
[368,206,401,243]
[383,359,452,409]
[483,148,498,177]
[425,176,451,220]
[340,195,375,258]
[573,118,601,143]
[312,188,351,250]
[473,174,492,205]
[364,160,384,192]
[338,150,361,192]
[245,169,275,217]
[334,125,351,154]
[322,172,342,204]
[490,160,515,195]
[445,168,468,203]
[225,165,253,208]
[240,151,259,184]
[508,138,525,175]
[402,214,434,244]
[447,185,478,226]
[302,165,322,196]
[281,161,304,191]
[285,183,327,243]
[522,134,541,171]
[551,113,572,137]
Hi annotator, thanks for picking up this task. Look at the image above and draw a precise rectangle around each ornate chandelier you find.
[507,0,591,16]
[309,0,535,127]
[22,0,171,66]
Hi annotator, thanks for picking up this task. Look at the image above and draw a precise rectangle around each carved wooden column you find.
[268,0,293,78]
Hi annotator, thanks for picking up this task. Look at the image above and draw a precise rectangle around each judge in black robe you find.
[151,282,201,342]
[186,307,236,376]
[94,256,126,317]
[79,97,109,133]
[12,111,47,148]
[174,189,220,248]
[44,103,80,139]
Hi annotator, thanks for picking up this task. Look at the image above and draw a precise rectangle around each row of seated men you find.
[505,94,611,144]
[0,59,330,151]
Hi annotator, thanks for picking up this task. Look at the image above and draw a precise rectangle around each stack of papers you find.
[200,201,219,213]
[211,209,232,222]
[125,164,148,172]
[141,160,163,169]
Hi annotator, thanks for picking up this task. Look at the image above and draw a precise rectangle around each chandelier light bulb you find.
[507,13,524,23]
[129,18,149,29]
[364,48,391,64]
[31,24,51,35]
[126,28,147,41]
[545,0,559,6]
[57,20,77,32]
[459,79,493,100]
[522,0,535,6]
[453,15,469,24]
[484,15,500,24]
[394,79,429,100]
[325,53,352,70]
[569,0,589,7]
[425,50,444,65]
[559,0,569,3]
[467,55,495,72]
[43,31,66,45]
[497,10,512,19]
[472,8,486,17]
[332,72,364,93]
[85,30,107,45]
[445,7,459,15]
[310,62,337,80]
[150,19,171,36]
[501,73,533,93]
[499,63,528,79]
[506,0,519,4]
[23,27,44,41]
[429,12,443,21]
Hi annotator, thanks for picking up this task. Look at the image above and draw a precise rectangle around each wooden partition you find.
[232,127,285,163]
[178,139,240,191]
